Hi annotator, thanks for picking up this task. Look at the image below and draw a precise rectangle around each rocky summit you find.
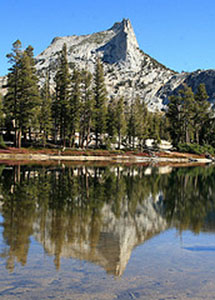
[35,19,175,111]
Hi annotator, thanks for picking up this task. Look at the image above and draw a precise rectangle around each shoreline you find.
[0,152,212,164]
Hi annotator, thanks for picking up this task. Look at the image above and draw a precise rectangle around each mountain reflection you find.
[0,164,215,275]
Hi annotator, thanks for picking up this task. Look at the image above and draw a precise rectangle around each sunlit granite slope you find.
[157,69,215,107]
[35,19,175,111]
[34,19,215,110]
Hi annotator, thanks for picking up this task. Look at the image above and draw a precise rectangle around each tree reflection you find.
[162,166,215,233]
[0,164,215,274]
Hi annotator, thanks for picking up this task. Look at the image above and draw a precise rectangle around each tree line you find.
[167,83,215,148]
[1,40,215,150]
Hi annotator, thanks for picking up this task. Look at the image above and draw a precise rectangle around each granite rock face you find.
[2,19,215,111]
[35,19,175,111]
[157,69,215,107]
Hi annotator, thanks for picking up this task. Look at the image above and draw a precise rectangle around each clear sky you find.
[1,0,215,76]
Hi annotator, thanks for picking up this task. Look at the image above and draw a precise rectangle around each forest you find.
[1,40,215,154]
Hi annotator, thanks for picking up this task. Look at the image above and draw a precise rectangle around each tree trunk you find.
[68,134,72,148]
[15,128,18,147]
[28,128,32,142]
[54,123,58,144]
[133,136,135,150]
[43,132,46,148]
[79,133,81,148]
[16,129,22,148]
[186,129,190,144]
[118,132,121,150]
[85,127,91,149]
[196,130,199,144]
[95,132,99,149]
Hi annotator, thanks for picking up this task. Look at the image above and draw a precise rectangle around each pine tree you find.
[69,68,81,147]
[159,114,170,141]
[115,97,126,149]
[167,93,184,146]
[167,84,195,145]
[4,41,40,147]
[106,98,117,147]
[54,43,70,146]
[0,93,4,142]
[127,96,143,149]
[0,94,4,127]
[52,83,60,144]
[39,71,52,147]
[4,40,22,147]
[79,69,94,148]
[193,83,210,144]
[93,57,107,148]
[152,112,161,145]
[141,100,150,147]
[127,101,134,148]
[20,46,41,143]
[204,116,215,147]
[180,85,195,144]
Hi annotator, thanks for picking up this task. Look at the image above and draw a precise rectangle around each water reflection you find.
[0,164,215,276]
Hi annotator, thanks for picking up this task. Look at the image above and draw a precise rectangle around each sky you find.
[1,0,215,76]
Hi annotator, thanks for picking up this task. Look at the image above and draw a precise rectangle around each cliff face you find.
[35,19,175,111]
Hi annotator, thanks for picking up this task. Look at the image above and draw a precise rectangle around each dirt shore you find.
[0,151,212,164]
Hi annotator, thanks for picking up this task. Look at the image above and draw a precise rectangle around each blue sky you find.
[1,0,215,76]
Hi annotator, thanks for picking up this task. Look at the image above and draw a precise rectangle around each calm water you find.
[0,163,215,299]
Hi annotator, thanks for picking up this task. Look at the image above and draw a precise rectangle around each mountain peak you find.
[110,18,132,32]
[97,18,139,66]
[109,18,138,46]
[35,19,175,111]
[121,18,133,32]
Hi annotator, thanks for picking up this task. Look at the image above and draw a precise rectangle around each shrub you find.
[177,143,215,155]
[0,135,6,149]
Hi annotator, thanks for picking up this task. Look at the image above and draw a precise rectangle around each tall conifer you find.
[4,40,22,147]
[93,57,107,148]
[5,41,40,147]
[167,84,195,145]
[115,97,126,149]
[54,43,70,146]
[127,96,143,149]
[193,83,210,144]
[21,46,41,143]
[69,68,81,147]
[106,98,117,147]
[0,93,4,140]
[39,71,52,146]
[79,69,94,148]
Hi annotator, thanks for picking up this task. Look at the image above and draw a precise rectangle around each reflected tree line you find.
[162,166,215,233]
[0,164,215,272]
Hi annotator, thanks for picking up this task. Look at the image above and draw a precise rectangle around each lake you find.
[0,163,215,299]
